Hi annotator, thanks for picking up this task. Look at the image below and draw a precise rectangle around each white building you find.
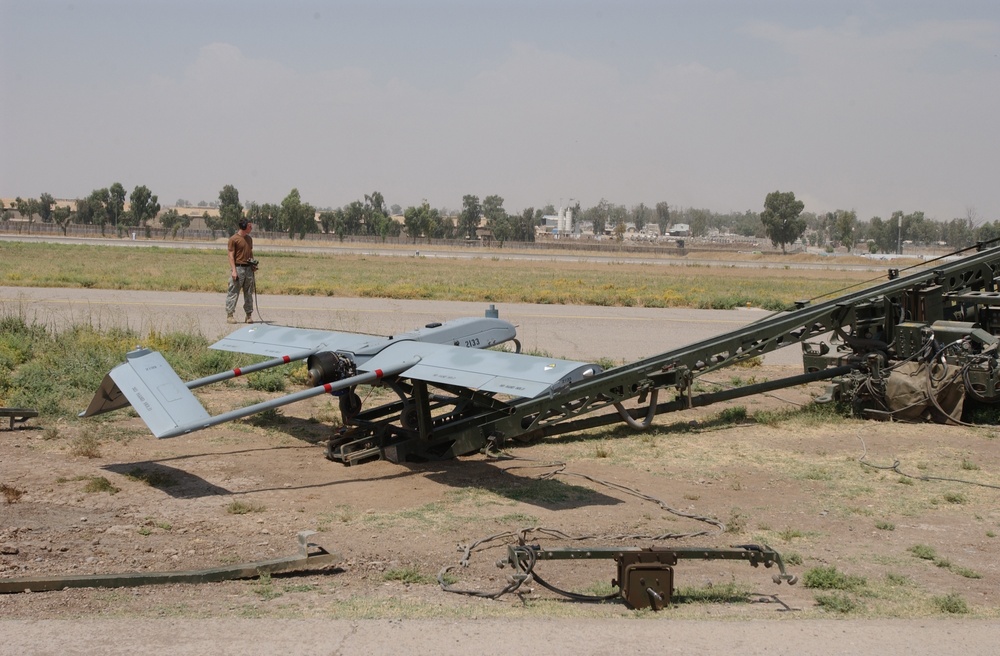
[540,206,575,236]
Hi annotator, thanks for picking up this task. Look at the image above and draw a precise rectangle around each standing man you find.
[226,218,255,323]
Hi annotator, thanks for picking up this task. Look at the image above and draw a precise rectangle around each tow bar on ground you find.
[0,531,340,594]
[503,543,796,611]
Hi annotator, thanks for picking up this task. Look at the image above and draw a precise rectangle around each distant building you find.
[668,223,691,237]
[538,206,575,236]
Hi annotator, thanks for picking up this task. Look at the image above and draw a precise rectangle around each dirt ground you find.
[2,362,999,627]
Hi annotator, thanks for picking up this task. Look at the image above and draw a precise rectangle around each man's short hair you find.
[238,219,249,230]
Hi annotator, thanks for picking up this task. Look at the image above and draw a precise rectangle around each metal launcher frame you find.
[328,244,1000,465]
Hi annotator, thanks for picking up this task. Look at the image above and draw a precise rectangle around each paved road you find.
[0,286,802,366]
[4,618,998,655]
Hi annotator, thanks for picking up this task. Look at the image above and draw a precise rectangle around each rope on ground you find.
[855,431,1000,490]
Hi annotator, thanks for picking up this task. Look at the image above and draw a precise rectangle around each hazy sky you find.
[2,0,998,222]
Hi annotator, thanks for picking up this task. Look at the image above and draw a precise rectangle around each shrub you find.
[383,566,433,585]
[226,500,265,514]
[717,406,748,424]
[83,476,119,494]
[247,369,286,393]
[70,432,102,458]
[908,544,937,561]
[1,483,25,503]
[783,552,803,566]
[950,566,981,579]
[814,591,860,613]
[932,593,969,614]
[777,528,805,541]
[725,508,748,534]
[802,565,866,591]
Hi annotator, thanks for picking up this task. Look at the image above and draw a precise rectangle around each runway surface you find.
[0,286,801,366]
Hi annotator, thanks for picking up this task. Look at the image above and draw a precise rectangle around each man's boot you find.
[245,313,254,324]
[227,313,237,324]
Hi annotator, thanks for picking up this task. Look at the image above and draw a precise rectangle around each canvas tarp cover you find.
[885,362,965,424]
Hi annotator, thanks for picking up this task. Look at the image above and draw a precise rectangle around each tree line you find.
[3,184,995,253]
[6,185,160,237]
[755,191,992,254]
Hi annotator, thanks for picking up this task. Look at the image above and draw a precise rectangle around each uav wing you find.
[363,341,598,398]
[208,322,598,396]
[210,324,384,358]
[208,316,520,360]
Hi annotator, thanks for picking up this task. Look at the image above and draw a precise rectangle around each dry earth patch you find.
[2,366,998,620]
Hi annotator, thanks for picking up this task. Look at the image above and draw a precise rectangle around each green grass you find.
[884,572,910,586]
[252,572,283,601]
[932,593,970,614]
[247,369,287,392]
[814,591,861,614]
[226,500,266,515]
[126,467,177,488]
[907,544,981,578]
[83,476,120,494]
[950,566,982,579]
[0,315,113,413]
[0,241,871,311]
[774,528,805,541]
[716,406,749,424]
[802,566,869,614]
[383,566,434,585]
[0,306,296,419]
[798,466,834,481]
[674,581,751,604]
[70,431,102,458]
[908,544,937,561]
[725,508,749,534]
[782,552,803,566]
[802,566,867,591]
[573,581,619,598]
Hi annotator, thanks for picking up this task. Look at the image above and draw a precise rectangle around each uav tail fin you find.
[93,348,211,438]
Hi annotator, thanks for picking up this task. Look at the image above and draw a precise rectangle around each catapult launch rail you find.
[330,243,1000,464]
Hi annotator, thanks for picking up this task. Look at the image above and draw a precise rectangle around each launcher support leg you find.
[412,380,434,440]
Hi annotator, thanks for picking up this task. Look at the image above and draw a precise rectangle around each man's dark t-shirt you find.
[228,233,253,265]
